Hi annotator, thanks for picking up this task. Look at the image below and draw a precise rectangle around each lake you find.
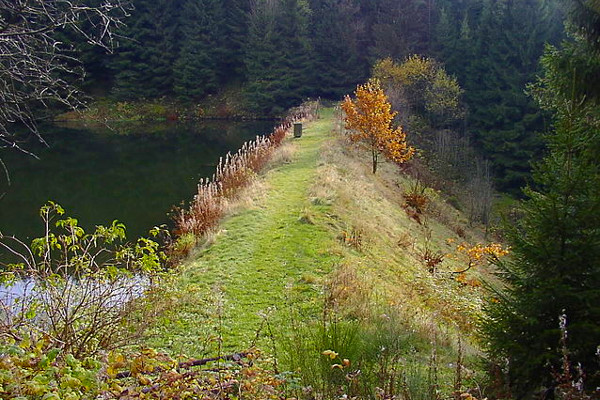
[0,120,275,243]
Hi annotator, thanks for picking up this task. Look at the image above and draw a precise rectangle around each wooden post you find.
[294,122,302,138]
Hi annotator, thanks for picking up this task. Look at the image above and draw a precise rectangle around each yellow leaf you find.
[321,350,339,359]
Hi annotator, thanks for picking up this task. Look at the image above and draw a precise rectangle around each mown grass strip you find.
[150,110,340,356]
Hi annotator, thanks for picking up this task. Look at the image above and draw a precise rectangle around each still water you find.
[0,120,275,242]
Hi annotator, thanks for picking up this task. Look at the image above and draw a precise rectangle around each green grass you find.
[148,110,342,355]
[146,108,496,397]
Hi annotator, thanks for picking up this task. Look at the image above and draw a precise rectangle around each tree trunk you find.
[372,149,378,174]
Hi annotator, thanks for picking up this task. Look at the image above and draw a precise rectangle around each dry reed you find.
[171,101,320,256]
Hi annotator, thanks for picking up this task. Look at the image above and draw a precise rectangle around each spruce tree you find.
[368,0,431,61]
[111,0,181,99]
[431,0,564,193]
[570,0,600,51]
[482,35,600,399]
[216,0,252,81]
[466,0,542,192]
[433,8,458,62]
[244,0,284,114]
[173,0,220,100]
[244,0,313,115]
[277,0,314,104]
[309,0,367,98]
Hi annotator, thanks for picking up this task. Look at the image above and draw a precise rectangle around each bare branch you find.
[0,0,132,151]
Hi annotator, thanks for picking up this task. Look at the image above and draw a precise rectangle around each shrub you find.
[339,226,364,251]
[0,202,168,358]
[403,181,429,215]
[0,341,284,400]
[101,348,285,400]
[0,336,105,399]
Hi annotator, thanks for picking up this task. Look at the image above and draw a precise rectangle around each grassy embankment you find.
[149,108,495,396]
[57,87,259,123]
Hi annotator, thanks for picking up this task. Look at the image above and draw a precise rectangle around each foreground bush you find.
[0,204,290,399]
[0,341,284,400]
[0,202,168,358]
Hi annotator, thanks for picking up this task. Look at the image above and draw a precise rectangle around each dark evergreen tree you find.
[77,42,116,94]
[309,0,367,98]
[570,0,600,51]
[368,0,432,61]
[111,0,181,99]
[432,0,564,193]
[216,0,252,81]
[433,8,457,61]
[244,0,284,114]
[558,1,600,103]
[278,0,314,101]
[173,0,221,100]
[482,33,600,400]
[244,0,313,115]
[51,0,125,94]
[50,0,567,129]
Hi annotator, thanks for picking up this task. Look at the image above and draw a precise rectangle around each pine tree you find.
[244,0,313,115]
[309,0,367,98]
[434,0,563,193]
[216,0,252,81]
[433,8,458,61]
[244,0,285,114]
[570,0,600,51]
[277,0,314,103]
[52,0,120,93]
[368,0,431,61]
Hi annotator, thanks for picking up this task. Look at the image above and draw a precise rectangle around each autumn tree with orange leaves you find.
[341,79,414,173]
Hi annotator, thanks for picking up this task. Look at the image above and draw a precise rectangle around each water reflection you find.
[0,278,33,307]
[0,274,151,331]
[0,120,274,242]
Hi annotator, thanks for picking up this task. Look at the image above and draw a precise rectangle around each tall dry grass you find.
[171,101,320,257]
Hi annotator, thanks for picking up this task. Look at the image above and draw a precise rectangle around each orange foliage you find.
[341,79,414,173]
[452,242,510,285]
[456,242,510,266]
[446,242,510,287]
[455,272,483,288]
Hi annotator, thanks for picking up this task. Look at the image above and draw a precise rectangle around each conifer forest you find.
[101,0,566,192]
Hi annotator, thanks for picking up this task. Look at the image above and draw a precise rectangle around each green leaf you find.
[25,308,37,320]
[65,354,79,369]
[46,348,61,363]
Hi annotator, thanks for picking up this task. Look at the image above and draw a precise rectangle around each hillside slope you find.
[151,108,497,397]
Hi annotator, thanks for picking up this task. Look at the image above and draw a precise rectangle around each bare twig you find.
[0,0,132,151]
[113,352,250,379]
